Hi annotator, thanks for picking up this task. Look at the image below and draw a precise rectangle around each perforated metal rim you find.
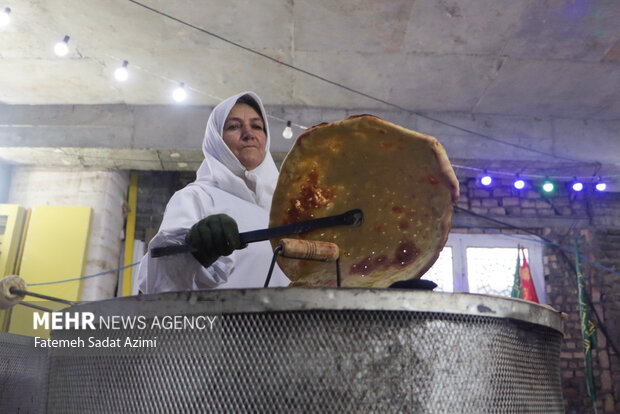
[64,288,564,334]
[46,309,564,413]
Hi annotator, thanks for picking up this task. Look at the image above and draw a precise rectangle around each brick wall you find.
[135,170,195,243]
[454,176,620,414]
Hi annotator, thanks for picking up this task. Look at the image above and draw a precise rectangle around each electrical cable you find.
[453,220,620,278]
[451,165,620,181]
[25,262,140,287]
[4,146,617,182]
[126,0,600,164]
[6,5,619,360]
[7,3,616,177]
[16,205,620,355]
[1,147,617,183]
[454,206,620,358]
[454,207,620,277]
[8,10,308,132]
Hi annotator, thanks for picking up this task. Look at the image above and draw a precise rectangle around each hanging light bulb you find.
[595,177,607,192]
[513,175,525,190]
[542,178,554,193]
[172,82,187,102]
[571,178,583,192]
[0,7,11,27]
[282,121,293,139]
[54,35,70,56]
[480,170,492,186]
[114,60,129,82]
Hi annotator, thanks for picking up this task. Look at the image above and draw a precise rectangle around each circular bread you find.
[269,115,459,287]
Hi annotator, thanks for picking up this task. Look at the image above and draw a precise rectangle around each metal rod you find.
[336,258,341,287]
[151,209,363,258]
[241,209,363,244]
[264,245,283,288]
[9,288,76,306]
[18,301,54,313]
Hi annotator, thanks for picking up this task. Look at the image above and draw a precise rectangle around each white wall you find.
[8,167,129,301]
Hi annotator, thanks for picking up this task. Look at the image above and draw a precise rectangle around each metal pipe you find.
[18,301,54,313]
[9,287,76,306]
[336,258,341,287]
[264,245,283,288]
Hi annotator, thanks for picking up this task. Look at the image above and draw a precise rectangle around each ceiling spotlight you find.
[54,35,70,57]
[282,121,293,139]
[480,171,492,186]
[513,175,525,190]
[571,178,583,192]
[114,60,129,82]
[0,7,11,27]
[595,178,607,192]
[172,83,187,102]
[542,179,554,193]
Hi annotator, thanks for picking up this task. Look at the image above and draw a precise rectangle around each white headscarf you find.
[193,91,279,210]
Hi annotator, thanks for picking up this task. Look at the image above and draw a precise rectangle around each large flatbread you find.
[270,115,459,287]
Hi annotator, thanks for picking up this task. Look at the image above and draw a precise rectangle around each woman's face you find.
[222,103,267,170]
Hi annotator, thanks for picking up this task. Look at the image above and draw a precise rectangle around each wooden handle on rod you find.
[277,239,339,262]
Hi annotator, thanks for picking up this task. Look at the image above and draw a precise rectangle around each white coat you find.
[137,91,290,293]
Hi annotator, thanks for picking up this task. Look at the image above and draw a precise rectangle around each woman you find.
[137,91,290,293]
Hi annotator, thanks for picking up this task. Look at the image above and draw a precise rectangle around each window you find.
[424,233,546,303]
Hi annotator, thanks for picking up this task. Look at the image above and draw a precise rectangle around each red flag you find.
[519,247,539,303]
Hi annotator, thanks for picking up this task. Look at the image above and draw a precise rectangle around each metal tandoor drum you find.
[0,332,49,413]
[47,288,564,413]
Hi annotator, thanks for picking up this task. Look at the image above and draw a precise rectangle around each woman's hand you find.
[185,214,246,268]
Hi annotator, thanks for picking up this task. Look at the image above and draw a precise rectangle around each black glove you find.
[185,214,245,268]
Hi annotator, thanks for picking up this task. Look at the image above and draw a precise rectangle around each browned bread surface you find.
[270,115,458,287]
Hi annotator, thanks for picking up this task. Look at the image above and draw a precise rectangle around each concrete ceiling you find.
[0,0,619,182]
[1,0,619,117]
